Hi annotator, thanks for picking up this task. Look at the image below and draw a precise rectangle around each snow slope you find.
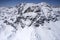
[0,2,60,40]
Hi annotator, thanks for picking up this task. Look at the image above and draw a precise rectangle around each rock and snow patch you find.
[0,2,60,40]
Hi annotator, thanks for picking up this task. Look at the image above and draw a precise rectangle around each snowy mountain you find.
[0,2,60,40]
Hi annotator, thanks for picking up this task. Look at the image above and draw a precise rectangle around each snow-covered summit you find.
[0,2,60,40]
[16,2,60,26]
[0,2,60,29]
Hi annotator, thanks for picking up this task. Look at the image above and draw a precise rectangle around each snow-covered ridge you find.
[0,2,60,32]
[0,2,60,40]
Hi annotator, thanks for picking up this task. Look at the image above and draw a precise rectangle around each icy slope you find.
[0,2,60,40]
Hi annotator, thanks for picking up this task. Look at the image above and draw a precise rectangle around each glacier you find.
[0,2,60,40]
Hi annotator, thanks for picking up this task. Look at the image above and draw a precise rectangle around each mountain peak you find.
[0,2,60,40]
[0,2,60,29]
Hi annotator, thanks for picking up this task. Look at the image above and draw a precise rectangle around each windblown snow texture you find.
[0,2,60,40]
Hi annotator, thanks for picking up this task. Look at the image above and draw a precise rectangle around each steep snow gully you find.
[0,2,60,40]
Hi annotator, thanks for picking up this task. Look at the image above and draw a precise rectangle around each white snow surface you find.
[0,2,60,40]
